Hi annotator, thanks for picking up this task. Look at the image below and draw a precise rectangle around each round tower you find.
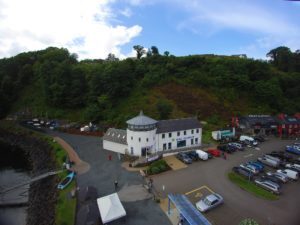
[126,111,157,156]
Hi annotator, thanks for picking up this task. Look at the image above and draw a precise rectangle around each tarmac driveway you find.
[49,131,171,225]
[152,138,300,225]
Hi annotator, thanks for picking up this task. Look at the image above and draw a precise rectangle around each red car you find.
[207,149,221,157]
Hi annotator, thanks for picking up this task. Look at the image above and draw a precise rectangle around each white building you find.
[103,111,202,157]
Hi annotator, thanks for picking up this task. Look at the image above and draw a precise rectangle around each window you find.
[162,134,165,139]
[184,130,186,135]
[191,139,194,145]
[139,137,141,142]
[191,129,194,134]
[195,138,198,144]
[163,143,167,150]
[196,129,199,133]
[169,133,172,138]
[168,142,172,149]
[146,138,149,142]
[131,136,133,140]
[131,147,134,155]
[177,131,180,136]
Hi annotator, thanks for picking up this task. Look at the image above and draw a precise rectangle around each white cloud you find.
[0,0,142,59]
[172,0,300,58]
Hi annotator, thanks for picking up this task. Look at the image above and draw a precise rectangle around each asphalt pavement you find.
[151,138,300,225]
[49,131,171,225]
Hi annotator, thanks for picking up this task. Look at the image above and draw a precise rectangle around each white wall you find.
[103,140,127,154]
[127,128,157,156]
[156,128,202,152]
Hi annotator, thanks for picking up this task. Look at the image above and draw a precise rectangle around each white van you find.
[239,135,258,146]
[277,169,299,181]
[196,150,208,161]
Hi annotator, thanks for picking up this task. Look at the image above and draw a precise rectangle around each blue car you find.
[248,161,264,171]
[286,145,300,155]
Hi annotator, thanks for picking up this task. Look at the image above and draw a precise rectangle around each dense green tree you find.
[151,46,159,55]
[156,100,173,120]
[133,45,146,59]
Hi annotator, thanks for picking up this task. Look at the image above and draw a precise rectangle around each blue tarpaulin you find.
[168,194,212,225]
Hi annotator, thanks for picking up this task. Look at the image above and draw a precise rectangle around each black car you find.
[261,174,283,186]
[176,153,192,164]
[232,166,254,180]
[217,145,235,154]
[254,135,265,142]
[186,151,199,161]
[270,151,294,162]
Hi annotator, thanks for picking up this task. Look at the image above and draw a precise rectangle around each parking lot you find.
[152,138,300,225]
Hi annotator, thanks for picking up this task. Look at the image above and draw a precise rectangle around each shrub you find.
[150,166,160,174]
[147,159,170,175]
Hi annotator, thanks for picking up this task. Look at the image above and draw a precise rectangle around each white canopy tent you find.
[97,193,126,224]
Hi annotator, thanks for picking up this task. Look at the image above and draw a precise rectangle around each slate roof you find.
[157,117,201,134]
[103,128,127,145]
[126,111,157,126]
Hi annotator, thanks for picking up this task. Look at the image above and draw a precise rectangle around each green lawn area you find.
[228,172,279,201]
[46,137,77,225]
[55,180,76,225]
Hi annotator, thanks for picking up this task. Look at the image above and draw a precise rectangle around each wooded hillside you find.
[0,46,299,126]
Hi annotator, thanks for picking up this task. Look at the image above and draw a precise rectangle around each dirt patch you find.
[155,83,244,120]
[163,155,187,171]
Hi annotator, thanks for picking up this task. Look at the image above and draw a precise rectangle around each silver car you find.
[254,179,281,195]
[266,171,288,183]
[195,193,223,212]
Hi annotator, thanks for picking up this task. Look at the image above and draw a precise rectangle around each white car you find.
[195,193,223,212]
[240,163,259,174]
[277,169,299,181]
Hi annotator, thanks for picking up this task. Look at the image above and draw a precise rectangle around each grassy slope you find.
[228,172,278,200]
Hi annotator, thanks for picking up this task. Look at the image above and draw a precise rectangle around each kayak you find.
[57,172,75,190]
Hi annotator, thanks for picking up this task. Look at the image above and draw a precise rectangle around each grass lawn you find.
[228,172,279,201]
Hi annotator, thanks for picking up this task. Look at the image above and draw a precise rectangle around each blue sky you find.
[0,0,299,59]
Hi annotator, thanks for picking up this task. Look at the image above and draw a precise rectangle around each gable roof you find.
[103,128,127,145]
[157,117,201,133]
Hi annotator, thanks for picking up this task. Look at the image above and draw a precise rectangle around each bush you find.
[150,166,160,174]
[239,218,260,225]
[147,159,170,175]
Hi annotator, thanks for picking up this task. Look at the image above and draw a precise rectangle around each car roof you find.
[206,194,219,202]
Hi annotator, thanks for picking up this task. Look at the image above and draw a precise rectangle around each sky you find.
[0,0,299,60]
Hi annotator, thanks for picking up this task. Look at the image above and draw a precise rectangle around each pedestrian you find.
[224,152,227,160]
[114,180,118,191]
[108,154,112,161]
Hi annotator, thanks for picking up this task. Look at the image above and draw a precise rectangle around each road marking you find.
[244,153,253,158]
[185,185,214,195]
[195,192,202,198]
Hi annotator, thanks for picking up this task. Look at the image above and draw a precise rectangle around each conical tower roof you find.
[126,111,157,126]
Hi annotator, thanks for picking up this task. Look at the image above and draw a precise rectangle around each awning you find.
[97,193,126,224]
[168,194,211,225]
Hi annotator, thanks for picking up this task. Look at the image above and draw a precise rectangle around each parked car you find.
[286,145,300,155]
[240,163,260,174]
[254,135,265,142]
[254,179,281,195]
[232,167,254,179]
[276,169,299,181]
[176,153,192,164]
[207,149,221,157]
[228,142,244,151]
[217,145,235,154]
[269,151,294,162]
[196,150,209,160]
[248,161,264,172]
[207,152,213,159]
[186,151,199,161]
[261,174,282,186]
[266,172,289,183]
[285,163,300,173]
[239,135,258,146]
[257,157,280,168]
[264,154,281,163]
[195,193,224,212]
